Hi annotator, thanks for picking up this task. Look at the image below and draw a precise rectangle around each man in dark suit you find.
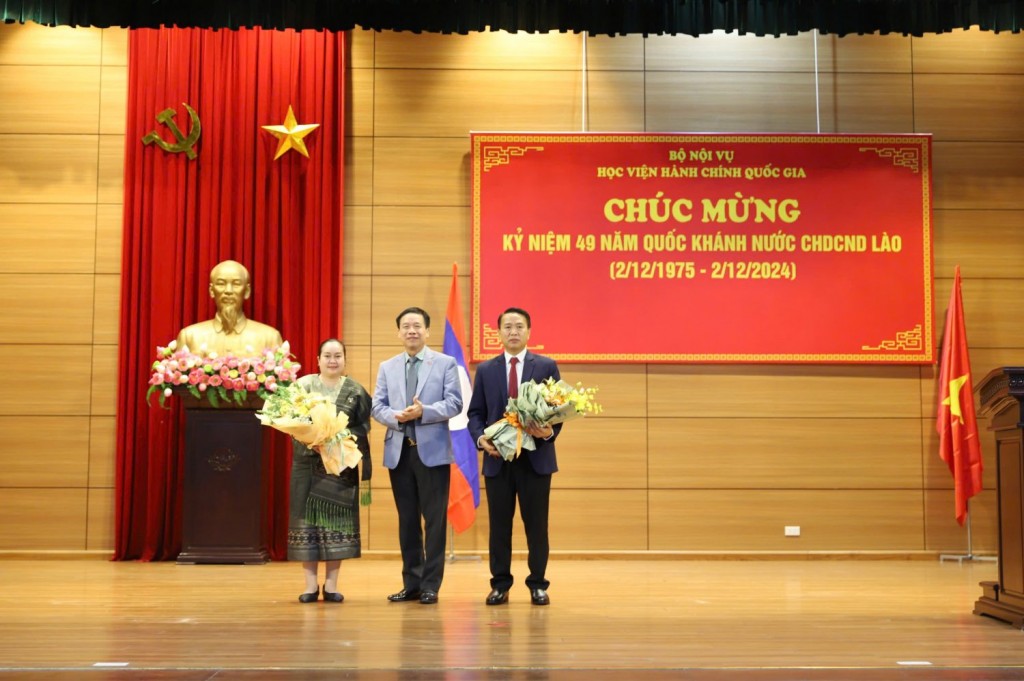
[371,306,463,605]
[468,307,560,606]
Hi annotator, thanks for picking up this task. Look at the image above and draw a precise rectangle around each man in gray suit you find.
[371,306,463,604]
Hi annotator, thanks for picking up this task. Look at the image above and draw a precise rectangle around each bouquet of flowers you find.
[483,377,602,461]
[146,340,300,408]
[256,382,362,476]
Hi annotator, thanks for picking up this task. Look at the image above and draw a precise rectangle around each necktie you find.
[508,357,519,399]
[406,356,419,437]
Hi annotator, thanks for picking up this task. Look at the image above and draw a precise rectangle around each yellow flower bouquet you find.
[256,382,361,475]
[483,377,602,461]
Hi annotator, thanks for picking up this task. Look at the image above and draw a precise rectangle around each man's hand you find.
[478,435,500,458]
[525,423,554,439]
[395,397,424,423]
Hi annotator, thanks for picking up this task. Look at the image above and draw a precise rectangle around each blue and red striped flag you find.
[444,263,480,532]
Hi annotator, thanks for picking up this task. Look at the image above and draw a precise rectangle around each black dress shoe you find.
[530,588,550,606]
[298,589,319,603]
[322,586,344,603]
[419,590,439,604]
[486,589,509,605]
[387,588,422,602]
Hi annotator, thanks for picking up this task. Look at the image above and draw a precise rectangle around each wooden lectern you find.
[973,367,1024,629]
[175,389,269,564]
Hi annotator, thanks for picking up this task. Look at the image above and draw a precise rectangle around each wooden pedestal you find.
[176,391,269,564]
[973,367,1024,629]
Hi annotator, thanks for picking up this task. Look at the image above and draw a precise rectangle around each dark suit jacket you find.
[467,351,561,477]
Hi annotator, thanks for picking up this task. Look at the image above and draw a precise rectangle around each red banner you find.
[471,133,933,364]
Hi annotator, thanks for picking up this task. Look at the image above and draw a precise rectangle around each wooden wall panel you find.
[827,33,913,73]
[0,489,88,550]
[912,28,1024,75]
[649,490,925,551]
[0,23,101,66]
[817,73,914,133]
[89,416,116,488]
[0,416,90,486]
[349,29,374,69]
[550,490,648,550]
[645,32,818,73]
[937,277,1024,349]
[87,487,114,551]
[375,31,589,71]
[585,34,644,72]
[649,418,922,489]
[93,274,120,345]
[915,75,1024,142]
[101,28,128,67]
[554,417,648,490]
[648,365,922,419]
[348,66,374,138]
[0,204,97,273]
[95,204,123,274]
[91,345,118,416]
[0,134,99,203]
[97,134,125,204]
[932,142,1024,210]
[0,273,95,344]
[372,206,470,276]
[99,66,127,135]
[0,66,100,134]
[0,346,92,415]
[375,68,644,137]
[585,70,646,132]
[924,489,998,552]
[344,205,373,276]
[342,274,372,347]
[373,137,468,207]
[554,364,647,419]
[366,497,400,551]
[645,72,820,133]
[374,70,577,137]
[345,135,374,207]
[934,209,1024,278]
[368,275,470,346]
[644,32,914,75]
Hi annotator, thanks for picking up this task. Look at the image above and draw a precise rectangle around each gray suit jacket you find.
[371,346,463,469]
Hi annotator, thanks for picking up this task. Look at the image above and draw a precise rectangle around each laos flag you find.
[444,263,479,532]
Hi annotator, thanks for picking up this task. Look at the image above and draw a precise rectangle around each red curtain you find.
[114,27,346,560]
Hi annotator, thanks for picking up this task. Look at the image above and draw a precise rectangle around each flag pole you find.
[447,523,481,563]
[939,502,996,563]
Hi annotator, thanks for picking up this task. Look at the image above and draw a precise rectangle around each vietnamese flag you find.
[936,265,984,526]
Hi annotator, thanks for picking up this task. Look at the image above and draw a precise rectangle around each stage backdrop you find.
[471,133,933,364]
[115,27,346,561]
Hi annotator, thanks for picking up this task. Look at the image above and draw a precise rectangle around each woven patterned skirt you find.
[288,451,361,562]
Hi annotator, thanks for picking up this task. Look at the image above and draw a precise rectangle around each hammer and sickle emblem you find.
[142,103,202,160]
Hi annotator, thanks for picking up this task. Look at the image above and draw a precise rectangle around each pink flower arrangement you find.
[146,340,301,408]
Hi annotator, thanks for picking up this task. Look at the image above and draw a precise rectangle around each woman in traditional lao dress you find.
[290,338,372,602]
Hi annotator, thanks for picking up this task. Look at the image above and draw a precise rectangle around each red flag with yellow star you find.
[936,265,983,525]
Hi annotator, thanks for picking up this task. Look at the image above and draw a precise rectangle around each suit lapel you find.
[417,348,437,393]
[520,351,535,385]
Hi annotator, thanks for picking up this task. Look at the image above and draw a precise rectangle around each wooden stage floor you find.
[0,557,1022,680]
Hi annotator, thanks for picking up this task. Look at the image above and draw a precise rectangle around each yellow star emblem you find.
[261,105,320,160]
[942,373,969,424]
